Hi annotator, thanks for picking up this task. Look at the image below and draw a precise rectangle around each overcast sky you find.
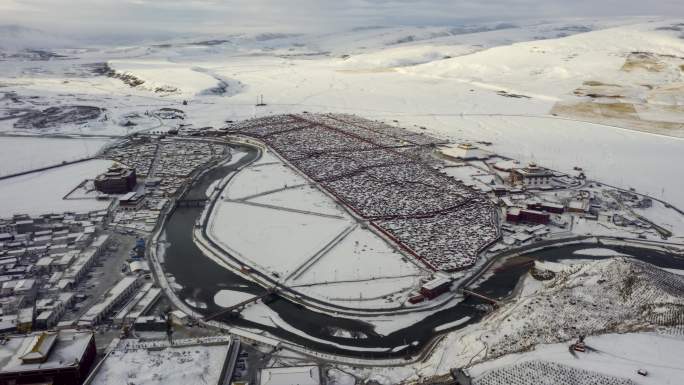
[1,0,683,43]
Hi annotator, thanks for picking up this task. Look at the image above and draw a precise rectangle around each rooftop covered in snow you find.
[89,339,232,385]
[0,329,93,374]
[440,143,492,161]
[260,365,321,385]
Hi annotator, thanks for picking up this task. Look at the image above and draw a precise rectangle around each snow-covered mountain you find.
[479,257,684,360]
[410,257,684,382]
[0,25,75,51]
[1,17,683,209]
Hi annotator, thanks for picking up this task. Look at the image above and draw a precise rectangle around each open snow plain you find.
[2,18,684,207]
[207,148,429,310]
[0,136,111,177]
[103,19,684,207]
[0,158,113,217]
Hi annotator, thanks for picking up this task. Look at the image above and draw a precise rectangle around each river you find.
[161,144,684,359]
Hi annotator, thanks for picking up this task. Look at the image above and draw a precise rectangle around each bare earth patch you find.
[551,101,684,137]
[553,52,684,137]
[621,52,667,72]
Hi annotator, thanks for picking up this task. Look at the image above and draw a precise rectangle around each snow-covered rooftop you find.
[440,143,492,160]
[0,330,92,374]
[89,342,231,385]
[260,366,321,385]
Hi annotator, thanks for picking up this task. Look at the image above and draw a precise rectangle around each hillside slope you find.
[404,21,684,136]
[415,257,684,378]
[482,257,684,360]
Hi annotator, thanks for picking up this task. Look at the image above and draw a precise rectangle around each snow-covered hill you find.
[106,60,243,98]
[0,25,75,51]
[405,21,684,99]
[344,257,684,384]
[1,17,683,208]
[480,258,684,360]
[420,257,684,372]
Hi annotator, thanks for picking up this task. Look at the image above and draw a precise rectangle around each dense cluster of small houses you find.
[105,137,225,198]
[0,211,115,332]
[230,113,500,271]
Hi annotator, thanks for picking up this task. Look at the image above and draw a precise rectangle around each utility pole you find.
[256,94,266,106]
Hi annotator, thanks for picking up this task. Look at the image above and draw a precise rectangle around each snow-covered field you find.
[443,165,495,192]
[225,161,314,201]
[208,200,351,276]
[292,227,419,284]
[0,158,112,217]
[0,136,111,176]
[635,200,684,241]
[1,17,683,210]
[104,20,684,208]
[206,151,428,309]
[249,185,344,217]
[90,342,230,385]
[108,58,241,98]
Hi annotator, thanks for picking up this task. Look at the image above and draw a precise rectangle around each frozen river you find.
[160,143,684,358]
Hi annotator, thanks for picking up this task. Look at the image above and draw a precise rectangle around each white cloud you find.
[0,0,682,43]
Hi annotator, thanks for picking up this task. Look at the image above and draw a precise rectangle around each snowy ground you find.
[442,165,496,193]
[206,150,429,310]
[1,17,683,211]
[224,160,309,201]
[291,227,421,286]
[209,199,351,276]
[0,158,112,217]
[0,136,111,176]
[635,200,684,242]
[219,286,459,340]
[214,289,254,308]
[340,257,684,384]
[104,20,684,208]
[90,342,231,385]
[470,333,684,385]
